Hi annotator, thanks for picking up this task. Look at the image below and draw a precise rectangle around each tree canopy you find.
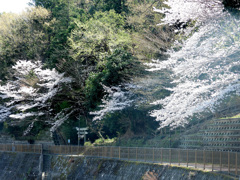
[0,0,174,142]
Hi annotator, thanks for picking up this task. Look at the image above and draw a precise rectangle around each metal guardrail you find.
[0,144,239,176]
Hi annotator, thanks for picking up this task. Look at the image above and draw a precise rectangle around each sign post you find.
[76,127,88,146]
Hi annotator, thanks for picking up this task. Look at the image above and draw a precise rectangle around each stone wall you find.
[180,118,240,151]
[0,152,40,180]
[49,156,234,180]
[0,152,235,180]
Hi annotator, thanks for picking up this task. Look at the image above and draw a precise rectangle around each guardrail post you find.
[235,152,238,175]
[187,149,189,167]
[128,147,130,161]
[228,151,230,174]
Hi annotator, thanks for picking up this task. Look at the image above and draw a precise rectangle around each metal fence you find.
[0,143,42,154]
[0,144,239,176]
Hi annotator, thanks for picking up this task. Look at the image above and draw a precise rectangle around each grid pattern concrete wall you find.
[180,118,240,151]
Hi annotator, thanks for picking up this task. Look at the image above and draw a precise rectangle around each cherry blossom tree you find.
[146,0,240,129]
[90,84,133,121]
[0,60,72,135]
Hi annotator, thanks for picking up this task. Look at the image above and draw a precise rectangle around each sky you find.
[0,0,31,14]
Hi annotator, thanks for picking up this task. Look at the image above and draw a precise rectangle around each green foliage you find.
[100,113,126,137]
[95,107,158,140]
[32,0,83,67]
[221,113,240,119]
[126,0,174,59]
[60,119,78,144]
[116,137,147,147]
[79,0,128,15]
[84,72,104,108]
[56,101,71,113]
[0,0,175,142]
[4,124,24,138]
[69,10,130,61]
[59,101,71,110]
[95,0,128,14]
[230,114,240,118]
[67,10,138,108]
[84,48,137,108]
[3,122,8,130]
[94,138,105,144]
[0,7,52,60]
[0,7,52,79]
[103,48,136,85]
[84,141,93,146]
[92,137,116,146]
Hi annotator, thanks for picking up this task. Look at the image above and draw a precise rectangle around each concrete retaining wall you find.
[0,152,236,180]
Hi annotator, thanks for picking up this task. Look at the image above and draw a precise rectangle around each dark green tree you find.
[104,0,128,13]
[31,0,81,67]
